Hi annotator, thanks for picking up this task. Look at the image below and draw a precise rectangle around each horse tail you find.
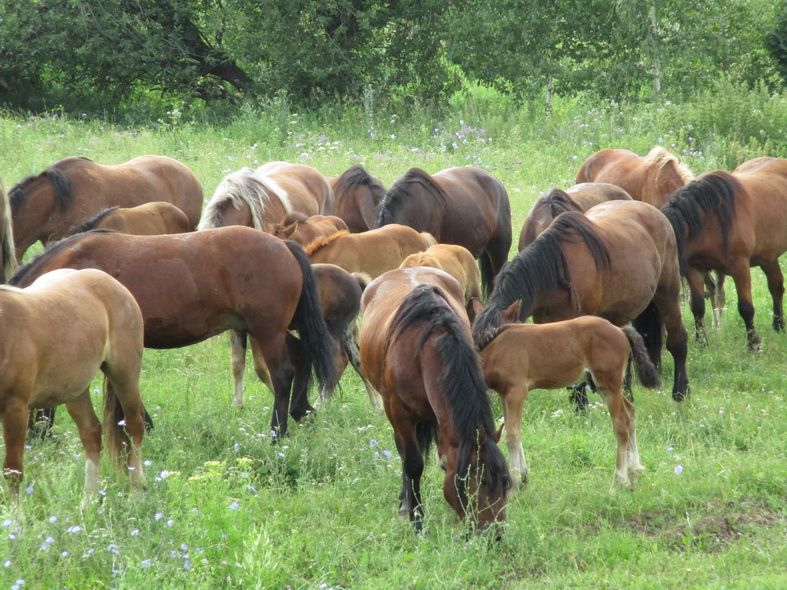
[478,252,495,301]
[631,301,663,371]
[103,377,131,470]
[622,326,661,389]
[284,240,339,396]
[0,181,17,282]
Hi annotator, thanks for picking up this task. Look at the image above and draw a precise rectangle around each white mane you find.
[199,168,270,230]
[643,146,694,184]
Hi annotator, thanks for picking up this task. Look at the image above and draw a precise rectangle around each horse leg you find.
[2,398,28,502]
[761,260,785,332]
[625,400,645,477]
[687,267,708,345]
[286,333,316,422]
[64,391,103,499]
[712,271,726,329]
[393,424,426,530]
[344,322,383,410]
[729,260,760,350]
[653,287,690,401]
[230,330,249,408]
[250,334,294,439]
[501,386,529,485]
[597,382,634,488]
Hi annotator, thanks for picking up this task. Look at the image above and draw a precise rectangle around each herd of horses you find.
[0,148,785,531]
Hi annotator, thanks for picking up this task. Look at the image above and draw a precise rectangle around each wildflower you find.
[369,439,378,448]
[11,579,24,590]
[4,560,11,568]
[229,501,240,510]
[674,465,684,475]
[107,544,120,555]
[180,543,189,551]
[93,388,100,396]
[143,460,152,467]
[184,558,192,570]
[166,519,175,528]
[130,528,140,537]
[117,419,126,427]
[67,524,82,535]
[141,559,152,568]
[154,512,164,521]
[83,547,95,558]
[382,450,393,459]
[25,485,34,496]
[2,519,12,528]
[667,447,674,453]
[60,551,69,558]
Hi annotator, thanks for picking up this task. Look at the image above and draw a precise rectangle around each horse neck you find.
[11,181,58,258]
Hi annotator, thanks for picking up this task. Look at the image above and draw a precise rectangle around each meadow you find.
[0,87,785,589]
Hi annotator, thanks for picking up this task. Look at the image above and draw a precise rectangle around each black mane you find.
[376,168,445,227]
[334,165,386,203]
[544,188,583,217]
[66,206,119,236]
[9,157,91,212]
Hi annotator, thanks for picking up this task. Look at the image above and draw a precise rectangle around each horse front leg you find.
[729,260,760,351]
[687,267,708,345]
[501,386,528,485]
[761,260,785,332]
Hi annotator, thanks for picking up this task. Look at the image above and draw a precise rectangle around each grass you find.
[1,91,786,589]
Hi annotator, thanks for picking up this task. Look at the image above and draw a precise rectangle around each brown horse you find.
[329,165,386,232]
[399,244,482,321]
[9,155,203,259]
[575,146,694,208]
[518,183,632,250]
[376,167,511,296]
[67,202,191,236]
[1,269,146,502]
[199,162,333,232]
[477,302,659,487]
[662,157,787,350]
[0,181,16,282]
[272,212,348,246]
[305,225,435,277]
[473,201,690,401]
[11,227,337,437]
[360,267,510,530]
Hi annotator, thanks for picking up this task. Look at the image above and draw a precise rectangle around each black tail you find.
[284,241,339,396]
[622,326,661,388]
[479,251,495,300]
[632,302,663,371]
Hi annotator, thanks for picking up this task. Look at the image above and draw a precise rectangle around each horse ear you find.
[280,221,297,238]
[470,297,484,319]
[501,300,522,324]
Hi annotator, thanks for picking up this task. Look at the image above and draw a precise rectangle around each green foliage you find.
[766,0,787,82]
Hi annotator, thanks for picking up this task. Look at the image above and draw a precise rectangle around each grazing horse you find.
[662,158,787,350]
[376,167,511,296]
[476,301,659,487]
[360,268,510,530]
[329,165,386,232]
[1,182,16,282]
[66,202,191,236]
[9,155,203,260]
[1,269,146,501]
[199,162,333,232]
[472,202,690,401]
[304,225,435,277]
[518,183,632,251]
[272,212,348,246]
[575,146,694,208]
[399,244,483,321]
[11,227,337,437]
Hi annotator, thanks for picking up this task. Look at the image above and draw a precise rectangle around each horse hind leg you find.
[761,260,785,332]
[711,271,726,330]
[2,397,29,503]
[596,377,634,489]
[230,330,250,408]
[65,391,103,500]
[729,260,761,350]
[250,333,295,438]
[343,322,383,410]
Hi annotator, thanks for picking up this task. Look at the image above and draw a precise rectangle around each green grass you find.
[1,93,785,589]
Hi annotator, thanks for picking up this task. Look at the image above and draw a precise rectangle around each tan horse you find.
[0,181,16,282]
[10,155,203,259]
[272,212,348,246]
[199,162,333,232]
[360,267,510,530]
[476,302,659,487]
[329,165,386,232]
[304,225,435,277]
[67,202,191,236]
[1,269,146,502]
[399,244,482,321]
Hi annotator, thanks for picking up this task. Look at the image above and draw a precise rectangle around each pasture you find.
[1,99,785,589]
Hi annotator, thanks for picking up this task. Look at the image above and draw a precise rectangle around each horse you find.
[66,202,191,237]
[271,212,348,246]
[9,155,203,260]
[661,157,787,350]
[11,227,338,437]
[304,225,436,277]
[376,167,511,296]
[472,201,690,401]
[0,181,16,283]
[360,267,510,530]
[329,165,386,232]
[399,244,483,321]
[199,162,333,232]
[518,183,632,251]
[476,300,660,487]
[1,268,146,502]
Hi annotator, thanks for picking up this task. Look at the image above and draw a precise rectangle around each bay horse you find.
[272,212,348,246]
[11,227,337,437]
[360,267,510,530]
[66,202,191,236]
[376,167,511,296]
[1,268,146,502]
[329,165,386,232]
[199,162,333,232]
[399,244,483,321]
[304,225,435,277]
[472,201,690,401]
[0,181,16,283]
[9,155,203,260]
[476,301,659,487]
[518,183,632,251]
[662,157,787,350]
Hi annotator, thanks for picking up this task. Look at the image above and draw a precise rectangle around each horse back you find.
[734,159,787,259]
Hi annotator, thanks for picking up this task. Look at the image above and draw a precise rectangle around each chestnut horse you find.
[329,165,386,232]
[360,268,510,530]
[304,225,435,277]
[272,212,348,246]
[399,244,482,321]
[9,156,203,260]
[518,183,632,251]
[67,202,191,236]
[477,302,659,487]
[1,269,146,502]
[473,202,690,401]
[199,162,333,232]
[662,157,787,350]
[0,181,16,282]
[376,167,511,296]
[11,227,337,437]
